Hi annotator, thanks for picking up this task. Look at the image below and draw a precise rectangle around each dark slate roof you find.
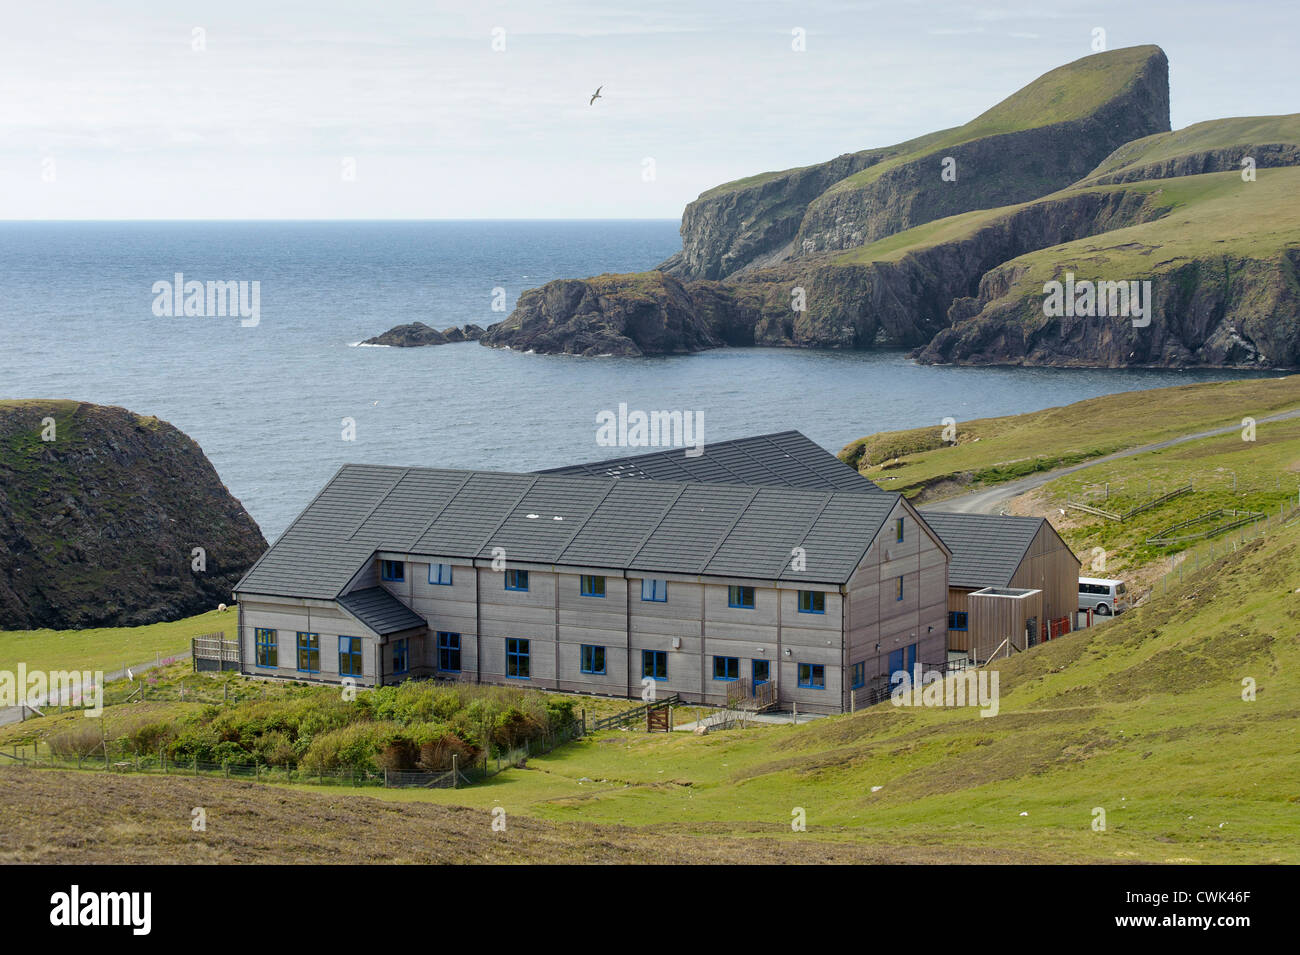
[235,466,903,600]
[337,587,427,636]
[918,512,1062,589]
[539,430,882,494]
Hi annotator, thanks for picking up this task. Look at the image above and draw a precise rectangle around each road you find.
[920,407,1300,515]
[0,651,190,727]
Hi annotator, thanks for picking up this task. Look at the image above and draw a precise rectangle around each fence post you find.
[192,757,197,776]
[452,754,459,789]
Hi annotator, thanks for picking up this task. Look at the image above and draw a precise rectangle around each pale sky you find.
[1,0,1294,219]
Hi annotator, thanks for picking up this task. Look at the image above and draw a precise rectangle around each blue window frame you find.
[506,638,530,679]
[895,576,904,601]
[643,649,667,681]
[254,628,277,668]
[580,574,606,598]
[429,562,453,586]
[640,578,668,602]
[727,585,755,609]
[798,663,826,689]
[896,517,904,543]
[712,656,739,681]
[391,638,409,675]
[381,560,404,582]
[797,590,825,614]
[580,644,606,675]
[851,661,866,689]
[752,659,770,686]
[339,636,363,677]
[296,632,319,673]
[437,631,461,672]
[888,643,918,683]
[948,611,969,631]
[504,569,529,592]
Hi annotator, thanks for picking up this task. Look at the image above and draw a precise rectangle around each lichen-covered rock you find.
[0,401,267,630]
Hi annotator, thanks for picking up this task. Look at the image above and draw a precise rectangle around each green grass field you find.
[839,374,1300,501]
[0,608,236,676]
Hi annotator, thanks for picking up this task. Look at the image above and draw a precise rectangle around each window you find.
[391,638,409,675]
[712,656,739,681]
[437,632,461,672]
[798,663,826,689]
[580,644,606,675]
[504,569,529,592]
[429,562,453,586]
[642,649,667,681]
[580,574,606,598]
[254,628,277,668]
[506,638,530,679]
[339,636,363,677]
[797,590,825,614]
[896,517,905,543]
[381,560,404,582]
[728,585,755,609]
[851,661,866,689]
[640,578,668,602]
[752,659,770,686]
[895,576,904,601]
[296,632,319,673]
[948,611,969,631]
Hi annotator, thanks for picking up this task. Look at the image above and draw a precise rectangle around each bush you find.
[47,723,104,758]
[417,733,478,772]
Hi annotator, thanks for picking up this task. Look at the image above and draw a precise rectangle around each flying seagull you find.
[589,85,603,105]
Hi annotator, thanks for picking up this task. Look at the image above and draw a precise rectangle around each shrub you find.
[47,723,104,758]
[417,733,478,772]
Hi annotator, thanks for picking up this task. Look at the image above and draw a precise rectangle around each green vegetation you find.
[1083,113,1300,181]
[0,608,236,676]
[1036,416,1300,577]
[824,45,1162,197]
[839,374,1300,500]
[374,519,1300,864]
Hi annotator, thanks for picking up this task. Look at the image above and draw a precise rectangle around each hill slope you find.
[660,46,1169,281]
[0,400,266,630]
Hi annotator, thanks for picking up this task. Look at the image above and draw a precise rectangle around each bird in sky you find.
[589,85,603,105]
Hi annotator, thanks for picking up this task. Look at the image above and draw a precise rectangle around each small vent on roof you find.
[553,516,563,521]
[526,513,539,519]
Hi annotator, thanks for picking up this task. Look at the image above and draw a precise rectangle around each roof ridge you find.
[553,479,622,563]
[345,467,412,541]
[404,470,477,552]
[625,483,693,567]
[473,474,542,559]
[777,490,838,581]
[696,486,765,574]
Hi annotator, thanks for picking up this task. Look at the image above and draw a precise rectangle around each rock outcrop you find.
[363,323,484,347]
[0,401,267,631]
[479,273,722,356]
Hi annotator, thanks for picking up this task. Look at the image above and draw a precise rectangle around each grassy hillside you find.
[1083,113,1300,181]
[839,374,1300,499]
[824,45,1165,199]
[2,504,1294,862]
[0,608,236,675]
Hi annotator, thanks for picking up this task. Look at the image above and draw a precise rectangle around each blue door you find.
[752,659,770,686]
[888,643,917,684]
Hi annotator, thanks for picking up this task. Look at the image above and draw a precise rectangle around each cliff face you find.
[0,401,267,631]
[479,272,721,356]
[661,45,1169,281]
[916,249,1300,368]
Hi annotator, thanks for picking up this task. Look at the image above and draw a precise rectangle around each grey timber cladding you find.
[919,512,1046,588]
[539,430,883,493]
[337,587,427,635]
[234,465,902,600]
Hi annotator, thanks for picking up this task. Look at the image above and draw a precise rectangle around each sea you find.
[0,220,1280,540]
